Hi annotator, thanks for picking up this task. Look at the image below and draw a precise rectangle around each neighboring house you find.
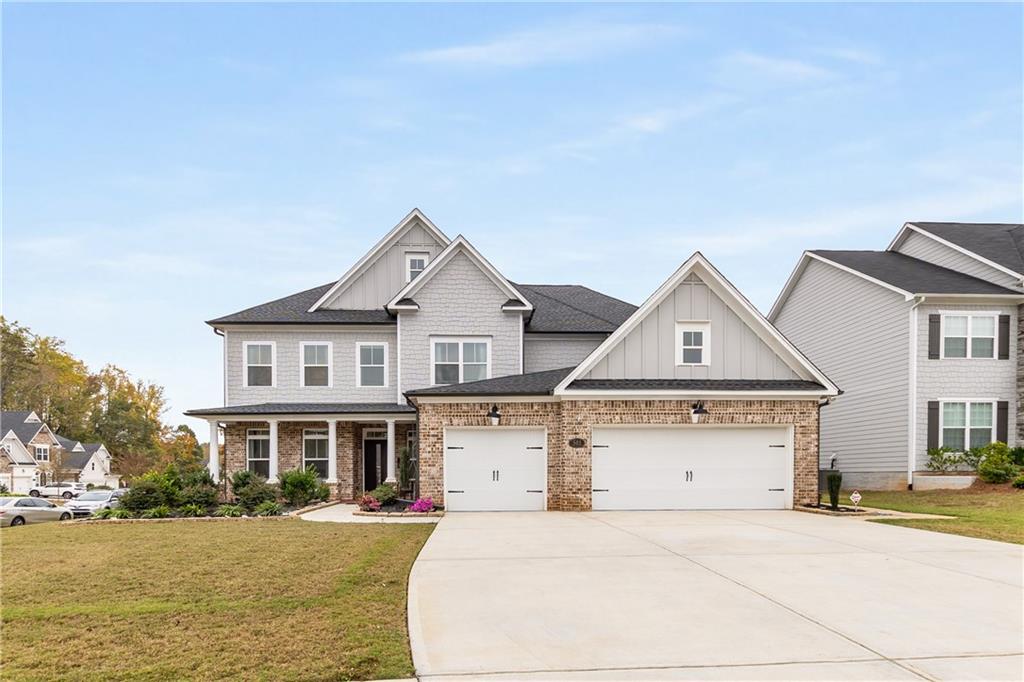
[0,412,119,491]
[0,430,40,494]
[187,209,838,511]
[770,221,1024,490]
[0,411,61,490]
[55,435,121,488]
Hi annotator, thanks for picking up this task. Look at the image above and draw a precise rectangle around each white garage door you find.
[444,428,547,511]
[591,427,791,510]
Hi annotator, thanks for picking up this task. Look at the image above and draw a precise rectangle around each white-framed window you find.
[676,322,710,366]
[243,342,275,387]
[941,313,997,359]
[405,252,429,282]
[940,400,995,451]
[431,337,490,385]
[300,342,332,387]
[34,445,50,462]
[246,428,270,478]
[356,342,388,387]
[302,428,329,479]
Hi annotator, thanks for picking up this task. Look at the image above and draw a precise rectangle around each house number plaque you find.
[568,437,586,449]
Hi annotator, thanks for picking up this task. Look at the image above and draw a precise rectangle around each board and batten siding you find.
[914,303,1018,470]
[398,251,523,394]
[773,258,911,477]
[582,274,798,380]
[324,218,446,310]
[225,329,397,404]
[524,335,604,373]
[895,230,1021,290]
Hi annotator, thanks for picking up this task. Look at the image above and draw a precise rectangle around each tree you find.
[159,425,204,469]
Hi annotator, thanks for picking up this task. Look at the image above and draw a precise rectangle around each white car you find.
[66,489,125,517]
[29,481,87,499]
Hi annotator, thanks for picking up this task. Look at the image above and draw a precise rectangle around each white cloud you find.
[402,21,684,68]
[715,51,835,90]
[813,46,883,66]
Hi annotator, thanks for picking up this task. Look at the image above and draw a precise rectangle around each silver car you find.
[0,497,73,527]
[66,489,125,517]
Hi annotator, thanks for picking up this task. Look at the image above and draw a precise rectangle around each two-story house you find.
[770,221,1024,490]
[188,209,839,511]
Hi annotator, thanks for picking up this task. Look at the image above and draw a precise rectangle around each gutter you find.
[907,295,926,490]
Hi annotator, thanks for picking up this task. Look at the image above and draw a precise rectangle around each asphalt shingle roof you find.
[567,379,828,392]
[207,284,395,325]
[55,435,81,451]
[63,451,92,471]
[405,367,574,397]
[0,411,43,447]
[910,222,1024,276]
[812,250,1022,296]
[185,403,416,417]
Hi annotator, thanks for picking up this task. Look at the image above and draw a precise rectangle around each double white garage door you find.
[444,426,791,512]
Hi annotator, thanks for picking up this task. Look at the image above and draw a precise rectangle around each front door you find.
[363,438,388,491]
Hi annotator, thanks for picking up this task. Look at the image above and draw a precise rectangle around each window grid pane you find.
[971,338,994,359]
[972,316,995,337]
[970,402,993,427]
[942,402,966,427]
[361,366,385,386]
[944,338,967,358]
[942,428,965,451]
[969,428,992,449]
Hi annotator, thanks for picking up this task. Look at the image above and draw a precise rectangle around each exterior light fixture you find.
[690,401,708,424]
[487,405,501,426]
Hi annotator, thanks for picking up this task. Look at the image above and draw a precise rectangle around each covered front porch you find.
[185,403,418,501]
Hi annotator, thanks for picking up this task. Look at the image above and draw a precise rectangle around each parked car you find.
[0,497,73,526]
[28,481,86,499]
[66,489,126,517]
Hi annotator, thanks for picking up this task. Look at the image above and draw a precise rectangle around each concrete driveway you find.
[408,511,1023,681]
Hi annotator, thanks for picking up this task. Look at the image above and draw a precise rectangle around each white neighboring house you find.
[1,410,60,493]
[55,435,120,488]
[0,431,40,494]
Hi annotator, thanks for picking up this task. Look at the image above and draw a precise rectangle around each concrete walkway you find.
[299,503,439,524]
[408,510,1023,680]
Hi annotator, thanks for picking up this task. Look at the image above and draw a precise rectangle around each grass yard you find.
[825,484,1024,544]
[1,519,434,681]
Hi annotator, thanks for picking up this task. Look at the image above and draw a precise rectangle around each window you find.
[676,322,710,366]
[91,462,95,471]
[406,252,429,282]
[432,338,490,385]
[246,428,270,478]
[34,445,49,462]
[300,342,332,387]
[244,342,275,387]
[303,429,329,479]
[942,314,996,359]
[357,343,388,387]
[941,401,994,451]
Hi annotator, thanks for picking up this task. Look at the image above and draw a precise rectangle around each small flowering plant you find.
[357,494,381,512]
[408,497,434,513]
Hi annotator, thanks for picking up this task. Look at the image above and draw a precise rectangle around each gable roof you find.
[518,284,636,333]
[309,208,450,312]
[0,411,44,447]
[62,450,93,471]
[55,435,85,452]
[385,235,533,312]
[0,432,38,465]
[208,283,394,326]
[891,222,1024,278]
[555,252,840,396]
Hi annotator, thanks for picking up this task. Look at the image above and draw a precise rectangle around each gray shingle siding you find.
[895,230,1022,290]
[523,335,603,373]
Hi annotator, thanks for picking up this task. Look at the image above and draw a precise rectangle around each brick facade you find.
[416,398,820,511]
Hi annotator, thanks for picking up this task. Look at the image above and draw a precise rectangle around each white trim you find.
[245,427,270,475]
[442,426,549,512]
[430,336,492,386]
[937,399,997,452]
[396,315,403,403]
[386,235,533,312]
[34,445,50,462]
[299,341,333,388]
[556,252,839,396]
[216,324,398,334]
[518,315,524,374]
[938,311,999,360]
[309,208,450,312]
[302,427,330,477]
[355,341,390,388]
[242,341,276,388]
[410,395,559,405]
[907,297,923,486]
[222,330,228,406]
[675,321,710,367]
[405,251,430,283]
[556,390,835,400]
[196,413,417,422]
[889,222,1024,282]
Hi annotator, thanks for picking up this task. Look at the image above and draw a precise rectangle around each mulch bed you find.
[799,504,873,516]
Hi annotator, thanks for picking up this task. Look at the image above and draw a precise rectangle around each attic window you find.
[676,322,710,366]
[406,253,429,283]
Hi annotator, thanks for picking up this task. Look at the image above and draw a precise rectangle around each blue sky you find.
[3,3,1022,436]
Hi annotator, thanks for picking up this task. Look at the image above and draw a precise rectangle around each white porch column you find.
[268,419,279,482]
[327,419,338,483]
[208,420,220,483]
[385,419,397,484]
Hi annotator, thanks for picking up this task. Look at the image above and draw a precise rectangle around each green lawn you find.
[1,519,434,681]
[824,485,1024,544]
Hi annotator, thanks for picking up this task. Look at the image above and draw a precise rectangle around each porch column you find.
[385,419,397,484]
[268,419,279,482]
[327,419,338,483]
[207,420,220,483]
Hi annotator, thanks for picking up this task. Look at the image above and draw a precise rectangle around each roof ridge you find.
[516,284,630,328]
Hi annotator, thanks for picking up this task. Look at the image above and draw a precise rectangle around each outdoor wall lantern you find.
[690,401,708,424]
[487,404,502,426]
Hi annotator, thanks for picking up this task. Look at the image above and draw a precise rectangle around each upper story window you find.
[941,401,993,451]
[302,428,329,479]
[357,343,388,387]
[676,322,710,366]
[300,342,332,387]
[34,445,49,462]
[244,342,275,387]
[405,253,429,282]
[942,314,996,359]
[246,428,270,478]
[432,338,490,385]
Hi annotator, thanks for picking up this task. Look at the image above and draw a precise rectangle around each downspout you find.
[907,295,926,490]
[817,396,834,502]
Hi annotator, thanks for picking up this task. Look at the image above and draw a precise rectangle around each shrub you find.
[398,446,414,493]
[369,483,398,506]
[214,504,244,517]
[926,446,963,472]
[409,497,434,513]
[118,480,169,512]
[314,483,331,502]
[254,500,283,516]
[106,508,134,520]
[357,494,381,512]
[140,505,172,519]
[0,483,7,494]
[279,467,320,508]
[977,442,1017,484]
[178,503,207,517]
[235,479,278,512]
[182,468,216,488]
[91,508,113,519]
[1012,474,1024,489]
[180,483,218,509]
[961,447,984,471]
[826,472,842,511]
[229,469,258,493]
[1010,447,1024,467]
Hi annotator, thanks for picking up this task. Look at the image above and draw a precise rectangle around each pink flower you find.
[409,497,434,513]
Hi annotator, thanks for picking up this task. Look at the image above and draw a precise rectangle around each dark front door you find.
[363,438,388,491]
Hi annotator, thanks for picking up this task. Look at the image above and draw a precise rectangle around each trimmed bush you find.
[369,483,398,506]
[180,483,218,509]
[357,494,381,512]
[118,480,168,512]
[214,504,244,517]
[314,483,331,503]
[254,501,283,517]
[977,443,1016,484]
[140,505,172,519]
[279,467,320,508]
[1010,447,1024,467]
[1011,474,1024,489]
[178,503,207,517]
[826,472,842,511]
[181,468,216,488]
[235,479,277,512]
[229,469,258,493]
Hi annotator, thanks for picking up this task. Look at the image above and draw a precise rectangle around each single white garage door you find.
[444,428,547,511]
[591,427,791,510]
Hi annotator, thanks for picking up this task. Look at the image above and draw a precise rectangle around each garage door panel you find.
[445,428,547,512]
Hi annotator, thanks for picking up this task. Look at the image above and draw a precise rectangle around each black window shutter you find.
[927,401,939,450]
[997,401,1009,443]
[928,315,941,359]
[998,315,1010,359]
